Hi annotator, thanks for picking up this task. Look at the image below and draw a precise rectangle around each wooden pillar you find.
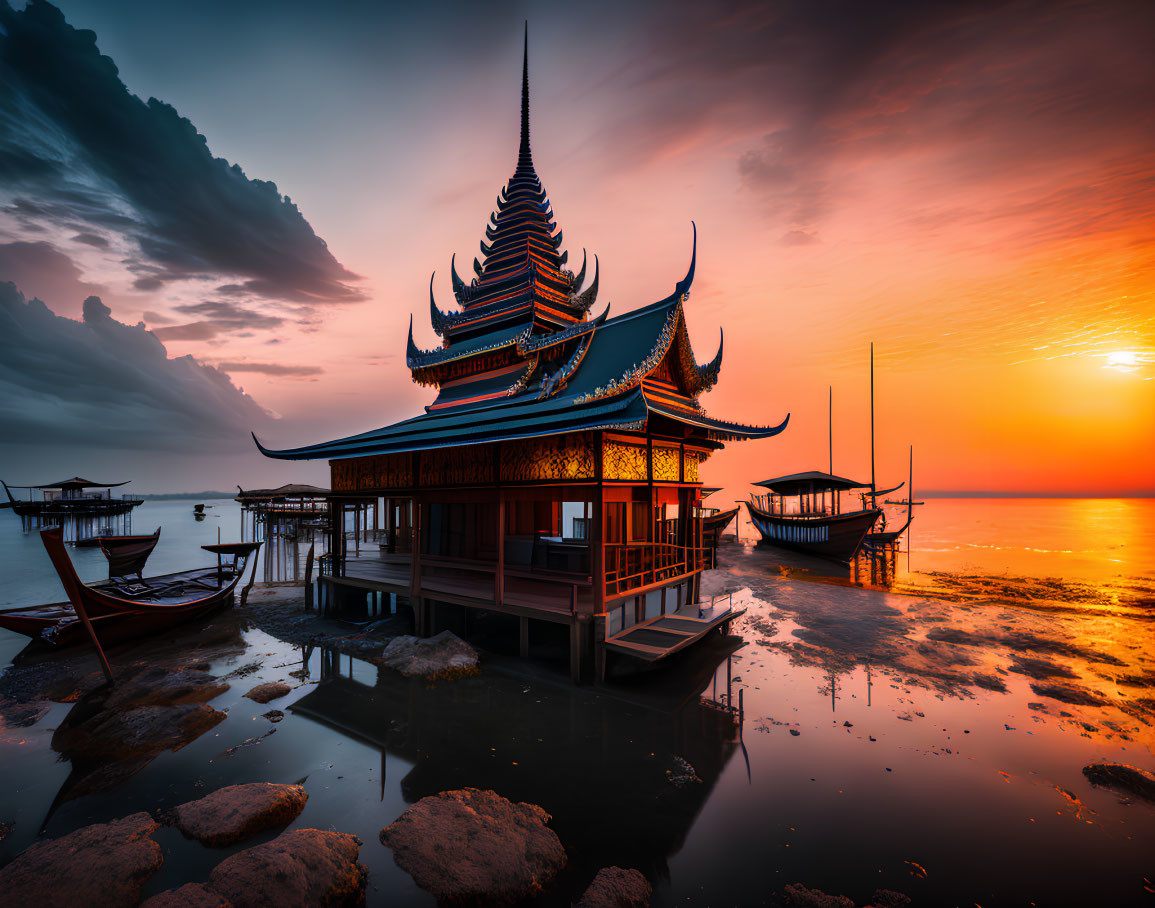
[594,432,606,616]
[569,618,582,684]
[496,491,505,608]
[592,491,604,615]
[410,499,425,635]
[646,434,655,584]
[594,615,607,684]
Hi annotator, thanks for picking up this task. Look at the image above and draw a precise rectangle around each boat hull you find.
[703,507,739,540]
[745,502,880,561]
[0,571,241,647]
[0,532,261,649]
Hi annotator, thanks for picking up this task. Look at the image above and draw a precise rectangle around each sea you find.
[1,497,1153,905]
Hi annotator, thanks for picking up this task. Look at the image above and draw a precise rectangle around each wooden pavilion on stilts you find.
[255,29,788,682]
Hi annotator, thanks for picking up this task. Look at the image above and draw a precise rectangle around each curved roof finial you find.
[429,272,455,337]
[405,314,420,366]
[695,327,724,392]
[519,21,531,169]
[674,221,697,300]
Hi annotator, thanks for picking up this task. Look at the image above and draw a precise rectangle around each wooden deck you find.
[323,549,593,623]
[603,602,746,662]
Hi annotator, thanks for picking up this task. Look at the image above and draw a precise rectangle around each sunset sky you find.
[1,0,1152,495]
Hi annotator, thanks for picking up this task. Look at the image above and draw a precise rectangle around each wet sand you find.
[1,541,1153,906]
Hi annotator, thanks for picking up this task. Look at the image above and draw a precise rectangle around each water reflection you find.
[289,638,747,888]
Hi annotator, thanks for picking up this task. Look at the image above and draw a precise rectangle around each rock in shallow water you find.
[782,883,855,907]
[208,829,367,908]
[1029,682,1105,707]
[243,681,292,704]
[141,882,232,907]
[173,782,308,847]
[380,630,479,678]
[576,866,652,907]
[868,890,912,908]
[1083,762,1155,801]
[0,812,163,908]
[380,788,565,904]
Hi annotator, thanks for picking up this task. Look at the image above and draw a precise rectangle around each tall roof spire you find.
[518,21,531,169]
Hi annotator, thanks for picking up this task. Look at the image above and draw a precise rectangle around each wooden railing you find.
[604,542,706,599]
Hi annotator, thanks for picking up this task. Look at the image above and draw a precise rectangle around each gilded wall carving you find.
[500,435,595,482]
[331,454,413,491]
[419,446,493,486]
[603,440,647,481]
[683,450,701,483]
[652,445,680,482]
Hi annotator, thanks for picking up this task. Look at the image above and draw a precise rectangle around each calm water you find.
[730,496,1155,582]
[1,498,1153,905]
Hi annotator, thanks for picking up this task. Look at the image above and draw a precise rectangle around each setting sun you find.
[1104,350,1143,373]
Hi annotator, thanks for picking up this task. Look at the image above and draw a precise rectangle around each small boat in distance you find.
[0,529,261,672]
[746,471,882,561]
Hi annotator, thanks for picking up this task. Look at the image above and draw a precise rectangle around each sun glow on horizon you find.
[1102,350,1151,374]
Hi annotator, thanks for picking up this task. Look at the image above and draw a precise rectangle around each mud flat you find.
[0,545,1153,906]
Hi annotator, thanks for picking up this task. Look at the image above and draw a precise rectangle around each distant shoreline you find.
[128,490,1155,500]
[136,492,236,501]
[919,490,1155,499]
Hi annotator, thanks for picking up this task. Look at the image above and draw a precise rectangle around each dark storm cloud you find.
[617,0,1155,233]
[150,300,286,342]
[0,0,365,304]
[0,280,272,452]
[0,240,105,311]
[70,232,109,248]
[215,362,323,378]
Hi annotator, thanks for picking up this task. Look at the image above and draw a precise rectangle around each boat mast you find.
[870,342,876,505]
[828,385,833,476]
[907,444,913,573]
[907,445,913,524]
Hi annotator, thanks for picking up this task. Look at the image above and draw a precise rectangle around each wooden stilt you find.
[594,615,606,684]
[569,619,581,684]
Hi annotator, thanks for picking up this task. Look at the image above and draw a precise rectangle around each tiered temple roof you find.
[257,30,787,463]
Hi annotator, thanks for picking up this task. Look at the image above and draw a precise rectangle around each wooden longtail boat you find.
[0,529,261,650]
[99,527,162,579]
[746,346,916,562]
[702,506,739,541]
[746,472,882,561]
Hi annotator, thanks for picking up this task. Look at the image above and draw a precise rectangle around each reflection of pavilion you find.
[290,640,745,885]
